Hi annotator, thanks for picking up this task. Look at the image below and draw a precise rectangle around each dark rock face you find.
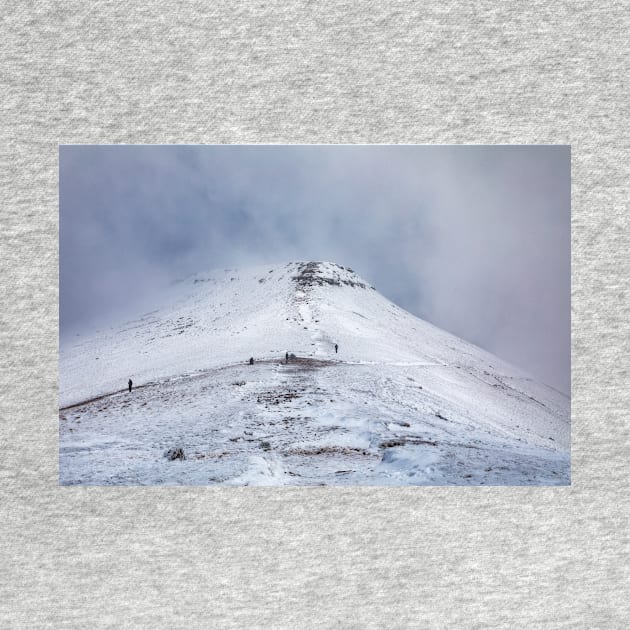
[291,262,369,289]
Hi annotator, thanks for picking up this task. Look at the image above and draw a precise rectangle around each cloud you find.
[60,145,570,394]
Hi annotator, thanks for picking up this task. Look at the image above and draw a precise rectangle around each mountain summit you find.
[60,261,570,486]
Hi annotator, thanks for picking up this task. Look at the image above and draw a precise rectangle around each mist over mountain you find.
[59,262,569,486]
[60,145,571,394]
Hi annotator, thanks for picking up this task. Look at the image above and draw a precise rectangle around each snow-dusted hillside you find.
[59,261,570,486]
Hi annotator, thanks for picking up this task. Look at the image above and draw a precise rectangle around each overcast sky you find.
[60,145,570,394]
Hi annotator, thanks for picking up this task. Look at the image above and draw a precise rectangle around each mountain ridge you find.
[59,261,570,486]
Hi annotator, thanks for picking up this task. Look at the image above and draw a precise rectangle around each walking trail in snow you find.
[60,262,570,486]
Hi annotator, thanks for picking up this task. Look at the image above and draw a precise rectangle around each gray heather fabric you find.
[1,2,628,628]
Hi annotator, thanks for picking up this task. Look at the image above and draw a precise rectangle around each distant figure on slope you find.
[285,351,289,363]
[128,378,133,393]
[335,343,338,354]
[249,357,254,365]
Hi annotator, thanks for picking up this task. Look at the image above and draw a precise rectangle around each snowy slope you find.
[59,261,570,486]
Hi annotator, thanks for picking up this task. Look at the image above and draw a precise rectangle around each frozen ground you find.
[59,262,570,486]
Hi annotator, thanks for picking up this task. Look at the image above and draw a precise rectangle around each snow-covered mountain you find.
[59,261,570,486]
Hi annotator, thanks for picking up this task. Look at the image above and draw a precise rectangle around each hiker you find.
[285,351,289,363]
[335,343,338,353]
[128,378,133,393]
[249,357,254,365]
